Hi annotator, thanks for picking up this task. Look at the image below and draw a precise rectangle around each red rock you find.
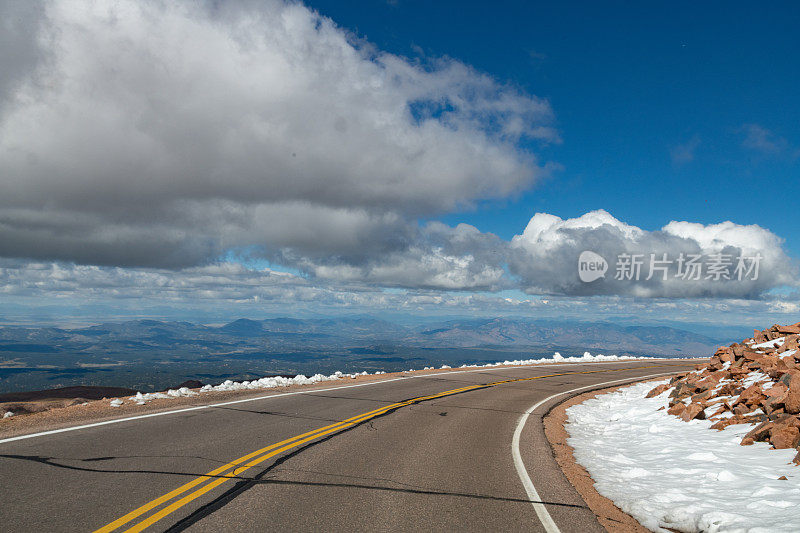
[708,405,728,419]
[691,392,711,404]
[770,425,800,449]
[680,403,706,421]
[763,391,788,415]
[785,394,800,414]
[646,383,670,398]
[779,475,788,480]
[663,324,800,452]
[785,377,800,414]
[760,354,779,367]
[734,383,766,408]
[768,407,786,418]
[743,350,762,362]
[710,420,729,430]
[765,383,789,397]
[732,344,746,358]
[698,374,722,388]
[776,358,796,372]
[784,335,800,351]
[729,361,746,372]
[717,347,735,363]
[667,403,686,416]
[743,421,774,443]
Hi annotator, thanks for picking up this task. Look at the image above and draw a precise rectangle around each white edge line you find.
[511,371,681,533]
[0,359,686,445]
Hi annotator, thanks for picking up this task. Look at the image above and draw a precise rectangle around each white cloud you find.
[740,124,793,155]
[0,0,554,267]
[670,136,700,165]
[283,222,509,291]
[508,210,796,297]
[512,210,643,252]
[2,259,798,329]
[662,220,783,256]
[0,2,795,306]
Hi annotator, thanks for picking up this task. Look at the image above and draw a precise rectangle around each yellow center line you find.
[92,399,421,533]
[96,364,677,532]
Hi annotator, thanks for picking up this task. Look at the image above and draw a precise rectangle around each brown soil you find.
[0,385,138,403]
[544,377,670,533]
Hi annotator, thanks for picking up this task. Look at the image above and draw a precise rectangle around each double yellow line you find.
[95,364,669,532]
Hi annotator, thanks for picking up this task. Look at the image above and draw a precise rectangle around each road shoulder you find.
[543,378,668,532]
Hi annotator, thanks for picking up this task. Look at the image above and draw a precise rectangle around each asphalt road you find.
[0,360,698,532]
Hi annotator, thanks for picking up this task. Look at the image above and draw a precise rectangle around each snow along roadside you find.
[566,380,800,532]
[112,351,644,407]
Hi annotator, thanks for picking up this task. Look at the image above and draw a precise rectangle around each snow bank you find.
[457,351,640,368]
[566,380,800,532]
[130,387,198,405]
[111,370,375,406]
[750,337,786,350]
[108,351,658,407]
[203,372,354,392]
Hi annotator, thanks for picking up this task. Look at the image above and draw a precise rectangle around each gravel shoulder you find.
[0,369,414,440]
[0,361,675,441]
[543,377,672,533]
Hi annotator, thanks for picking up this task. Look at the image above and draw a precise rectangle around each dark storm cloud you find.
[0,0,554,268]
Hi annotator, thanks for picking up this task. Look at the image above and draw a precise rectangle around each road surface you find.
[0,360,698,532]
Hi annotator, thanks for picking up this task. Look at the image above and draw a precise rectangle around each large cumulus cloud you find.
[509,210,796,297]
[1,1,795,303]
[0,0,554,268]
[235,209,796,297]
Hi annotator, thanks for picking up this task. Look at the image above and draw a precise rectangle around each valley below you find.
[0,317,729,393]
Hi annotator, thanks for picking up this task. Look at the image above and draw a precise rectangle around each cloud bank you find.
[0,1,796,305]
[509,210,795,298]
[0,0,553,268]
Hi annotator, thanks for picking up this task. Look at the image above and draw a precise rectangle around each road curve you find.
[0,360,698,532]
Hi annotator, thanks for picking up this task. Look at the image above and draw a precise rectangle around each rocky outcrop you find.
[651,322,800,462]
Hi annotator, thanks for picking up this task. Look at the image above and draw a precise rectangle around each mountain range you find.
[0,317,726,393]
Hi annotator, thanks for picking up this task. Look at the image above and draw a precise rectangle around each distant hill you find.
[414,318,722,355]
[0,316,725,357]
[0,317,726,393]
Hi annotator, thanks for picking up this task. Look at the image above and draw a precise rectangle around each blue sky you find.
[0,0,798,327]
[311,0,800,249]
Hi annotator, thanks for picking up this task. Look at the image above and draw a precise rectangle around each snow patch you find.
[741,371,770,388]
[204,373,346,392]
[457,351,644,369]
[750,337,786,349]
[566,380,800,532]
